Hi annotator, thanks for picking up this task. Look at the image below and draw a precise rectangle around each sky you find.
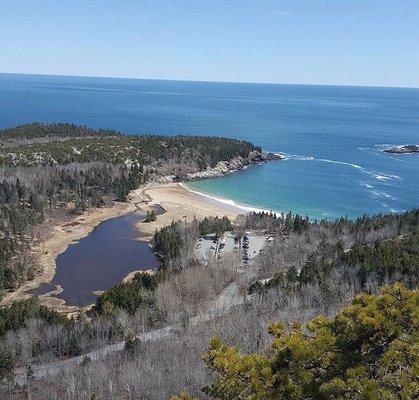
[0,0,418,87]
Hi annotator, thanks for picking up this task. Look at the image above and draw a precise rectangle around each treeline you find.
[0,122,120,140]
[198,216,232,236]
[299,232,418,289]
[251,231,418,295]
[153,221,185,263]
[93,272,163,316]
[153,216,232,265]
[242,208,418,237]
[242,211,311,234]
[0,298,68,337]
[0,179,44,292]
[0,298,72,380]
[0,123,260,167]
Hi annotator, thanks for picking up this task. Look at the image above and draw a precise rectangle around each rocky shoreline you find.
[178,151,283,181]
[384,144,418,154]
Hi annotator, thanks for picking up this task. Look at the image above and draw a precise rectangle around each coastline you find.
[181,182,282,216]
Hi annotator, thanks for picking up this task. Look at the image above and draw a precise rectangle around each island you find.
[383,144,419,154]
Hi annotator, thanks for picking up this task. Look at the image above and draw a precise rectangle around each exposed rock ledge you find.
[384,144,418,154]
[183,151,283,181]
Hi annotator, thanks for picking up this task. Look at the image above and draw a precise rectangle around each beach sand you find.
[136,182,242,239]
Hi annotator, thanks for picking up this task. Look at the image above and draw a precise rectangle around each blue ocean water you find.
[0,73,418,219]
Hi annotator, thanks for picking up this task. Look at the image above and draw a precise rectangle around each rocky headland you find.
[176,151,283,181]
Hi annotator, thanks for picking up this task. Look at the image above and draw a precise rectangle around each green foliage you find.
[244,208,418,238]
[243,211,310,233]
[0,122,119,140]
[299,232,419,289]
[253,226,418,297]
[153,221,184,262]
[185,284,418,400]
[94,272,162,315]
[0,346,14,382]
[0,298,68,336]
[145,209,157,222]
[199,216,232,236]
[0,123,260,167]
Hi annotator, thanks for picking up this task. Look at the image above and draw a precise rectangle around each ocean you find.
[1,73,418,220]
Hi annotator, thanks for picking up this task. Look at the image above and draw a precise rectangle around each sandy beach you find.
[136,182,242,239]
[1,181,243,313]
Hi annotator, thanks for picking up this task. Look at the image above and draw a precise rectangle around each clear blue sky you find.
[1,0,418,87]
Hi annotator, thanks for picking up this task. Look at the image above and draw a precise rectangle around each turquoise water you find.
[1,73,418,219]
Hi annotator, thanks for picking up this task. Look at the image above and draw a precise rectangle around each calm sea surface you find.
[1,73,418,219]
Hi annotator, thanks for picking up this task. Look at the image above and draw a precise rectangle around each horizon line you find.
[1,71,418,90]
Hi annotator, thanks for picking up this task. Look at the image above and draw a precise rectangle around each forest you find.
[0,122,260,167]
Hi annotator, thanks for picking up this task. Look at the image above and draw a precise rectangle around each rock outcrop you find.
[384,144,418,154]
[183,151,283,181]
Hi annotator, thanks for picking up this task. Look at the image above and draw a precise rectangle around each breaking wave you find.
[275,152,400,182]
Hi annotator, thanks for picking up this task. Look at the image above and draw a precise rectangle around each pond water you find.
[34,208,161,307]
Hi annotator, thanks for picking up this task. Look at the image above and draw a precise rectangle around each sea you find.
[1,73,418,220]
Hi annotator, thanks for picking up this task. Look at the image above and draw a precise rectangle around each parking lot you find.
[195,231,270,264]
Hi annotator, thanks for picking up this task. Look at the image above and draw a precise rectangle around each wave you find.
[275,152,401,181]
[181,183,282,216]
[317,158,363,170]
[278,152,362,170]
[370,191,396,201]
[274,152,314,161]
[360,181,374,188]
[365,172,401,181]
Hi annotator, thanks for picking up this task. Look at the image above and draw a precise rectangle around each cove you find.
[35,209,161,307]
